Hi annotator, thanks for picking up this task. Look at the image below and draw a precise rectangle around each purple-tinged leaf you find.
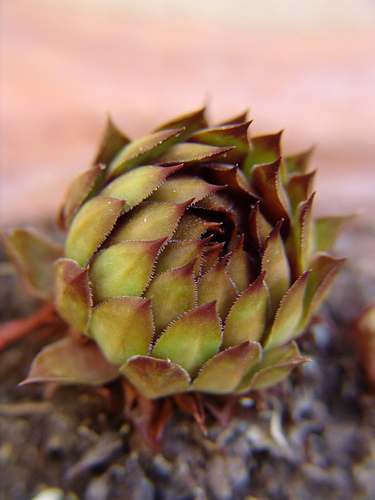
[108,128,185,180]
[21,335,119,385]
[154,238,208,277]
[54,258,92,332]
[285,146,314,174]
[217,110,249,126]
[1,228,62,299]
[248,201,273,249]
[152,302,222,377]
[172,213,222,240]
[65,196,125,267]
[145,259,197,334]
[243,131,283,177]
[89,239,166,304]
[225,235,255,294]
[149,176,225,204]
[264,271,310,350]
[155,143,235,166]
[89,297,154,365]
[154,107,208,135]
[92,115,130,166]
[192,341,261,394]
[121,356,190,399]
[222,273,269,348]
[285,171,316,213]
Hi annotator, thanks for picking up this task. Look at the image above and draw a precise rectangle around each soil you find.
[1,223,375,500]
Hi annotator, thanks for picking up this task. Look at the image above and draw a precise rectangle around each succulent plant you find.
[2,107,346,405]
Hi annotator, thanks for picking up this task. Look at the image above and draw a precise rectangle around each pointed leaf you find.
[222,273,270,349]
[65,196,125,267]
[200,243,224,274]
[297,193,315,271]
[264,271,310,350]
[21,336,119,385]
[108,128,185,179]
[172,212,222,240]
[202,163,258,198]
[145,260,197,333]
[192,341,261,394]
[315,214,355,253]
[60,164,106,228]
[101,164,183,210]
[236,341,309,393]
[152,302,222,377]
[225,235,255,293]
[154,107,208,135]
[155,143,235,166]
[89,239,165,304]
[89,297,153,365]
[54,258,92,332]
[261,221,291,312]
[285,146,314,174]
[154,238,208,277]
[1,229,62,298]
[217,110,249,126]
[248,201,273,249]
[252,159,291,224]
[121,356,191,399]
[108,200,190,243]
[197,260,238,319]
[302,253,346,325]
[243,131,282,177]
[92,115,130,166]
[285,171,316,213]
[148,176,224,204]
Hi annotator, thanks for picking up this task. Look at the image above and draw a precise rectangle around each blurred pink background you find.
[1,0,375,226]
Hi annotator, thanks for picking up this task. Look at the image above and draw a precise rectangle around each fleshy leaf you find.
[155,143,235,166]
[92,115,130,166]
[202,164,258,199]
[236,341,309,393]
[243,131,282,177]
[302,253,347,326]
[21,335,119,385]
[285,146,314,175]
[108,128,185,179]
[60,164,106,229]
[108,200,190,243]
[101,164,183,210]
[121,356,191,399]
[285,171,316,213]
[217,110,249,126]
[200,243,225,274]
[261,221,291,312]
[154,238,208,277]
[54,258,92,332]
[89,297,153,365]
[65,196,125,267]
[225,235,255,293]
[197,260,238,319]
[1,228,62,298]
[172,213,222,240]
[89,239,165,304]
[148,176,224,204]
[187,121,251,164]
[152,302,222,377]
[264,271,310,350]
[192,341,261,394]
[144,260,197,333]
[248,201,273,249]
[154,107,208,136]
[252,159,291,224]
[222,273,269,349]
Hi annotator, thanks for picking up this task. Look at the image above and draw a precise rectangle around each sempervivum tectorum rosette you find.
[2,108,347,400]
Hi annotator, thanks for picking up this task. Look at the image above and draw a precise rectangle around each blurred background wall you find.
[1,0,375,225]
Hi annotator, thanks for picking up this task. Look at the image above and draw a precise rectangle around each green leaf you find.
[54,258,92,332]
[314,214,355,253]
[152,302,222,377]
[1,228,62,298]
[243,131,282,177]
[202,164,258,198]
[197,260,238,319]
[108,128,185,179]
[60,164,106,229]
[101,164,183,210]
[21,335,119,385]
[225,235,255,294]
[89,239,165,304]
[261,221,291,313]
[264,271,310,350]
[154,107,208,135]
[145,260,197,333]
[248,201,273,249]
[148,176,224,204]
[285,171,316,213]
[192,341,261,394]
[108,200,190,243]
[121,356,191,399]
[284,146,314,175]
[172,213,222,240]
[222,273,270,349]
[236,341,309,393]
[89,297,153,365]
[92,115,130,166]
[65,196,125,267]
[154,238,208,277]
[155,143,235,166]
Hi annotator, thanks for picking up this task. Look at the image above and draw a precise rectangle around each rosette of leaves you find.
[2,108,347,402]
